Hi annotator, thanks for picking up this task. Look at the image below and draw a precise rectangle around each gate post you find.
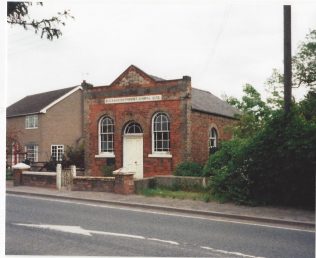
[113,168,135,194]
[70,165,76,177]
[12,163,30,186]
[56,164,62,190]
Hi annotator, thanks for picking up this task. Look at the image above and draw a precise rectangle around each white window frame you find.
[209,127,218,149]
[25,115,38,129]
[95,116,115,158]
[124,122,143,135]
[51,145,64,161]
[149,112,172,158]
[25,144,38,162]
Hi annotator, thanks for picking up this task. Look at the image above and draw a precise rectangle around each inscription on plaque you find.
[105,95,162,104]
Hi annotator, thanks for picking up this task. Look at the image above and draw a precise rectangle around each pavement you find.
[6,180,315,229]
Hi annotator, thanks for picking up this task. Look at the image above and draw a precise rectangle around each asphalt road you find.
[6,194,315,257]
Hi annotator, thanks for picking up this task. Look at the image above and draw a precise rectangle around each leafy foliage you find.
[173,161,203,177]
[102,165,115,177]
[206,98,316,208]
[226,84,271,138]
[266,29,316,93]
[64,144,85,168]
[7,2,74,40]
[44,144,84,171]
[293,30,316,88]
[212,29,316,208]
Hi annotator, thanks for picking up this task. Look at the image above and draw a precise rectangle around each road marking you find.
[14,223,183,246]
[14,223,145,239]
[14,223,92,236]
[8,194,315,233]
[147,238,179,245]
[201,246,265,258]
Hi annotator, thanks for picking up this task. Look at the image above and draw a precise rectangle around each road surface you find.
[5,194,315,257]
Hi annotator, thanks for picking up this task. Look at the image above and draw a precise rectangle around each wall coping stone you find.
[113,167,135,175]
[74,176,115,181]
[12,163,30,169]
[22,171,56,176]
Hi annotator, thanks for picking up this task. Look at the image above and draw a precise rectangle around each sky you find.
[5,0,316,106]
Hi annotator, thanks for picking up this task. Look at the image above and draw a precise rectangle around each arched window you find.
[209,127,218,152]
[99,116,114,153]
[152,112,170,152]
[124,122,143,134]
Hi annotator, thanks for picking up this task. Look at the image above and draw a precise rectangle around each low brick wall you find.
[22,171,57,189]
[134,175,210,192]
[134,177,155,193]
[72,176,115,192]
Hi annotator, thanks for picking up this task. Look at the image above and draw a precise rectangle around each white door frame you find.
[123,133,144,179]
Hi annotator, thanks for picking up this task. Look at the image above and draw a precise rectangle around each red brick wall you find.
[190,111,236,165]
[72,177,115,192]
[22,174,56,188]
[86,99,189,177]
[84,67,191,177]
[83,66,236,177]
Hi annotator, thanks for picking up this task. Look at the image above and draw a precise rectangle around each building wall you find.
[40,89,83,160]
[190,111,236,165]
[6,89,83,162]
[84,70,191,177]
[7,114,44,162]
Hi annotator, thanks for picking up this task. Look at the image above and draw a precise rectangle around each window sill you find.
[148,153,172,158]
[25,127,38,129]
[95,153,115,158]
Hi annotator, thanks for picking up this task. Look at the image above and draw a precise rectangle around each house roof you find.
[7,66,239,119]
[6,86,80,117]
[191,88,239,119]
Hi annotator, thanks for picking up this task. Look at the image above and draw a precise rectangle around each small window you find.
[209,127,218,153]
[51,145,64,161]
[99,116,114,153]
[25,115,38,129]
[152,112,170,152]
[25,144,38,162]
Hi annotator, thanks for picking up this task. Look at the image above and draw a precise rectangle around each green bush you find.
[206,109,316,208]
[64,144,85,168]
[173,161,203,177]
[102,165,115,177]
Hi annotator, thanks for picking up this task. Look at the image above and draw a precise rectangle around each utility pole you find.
[284,5,292,114]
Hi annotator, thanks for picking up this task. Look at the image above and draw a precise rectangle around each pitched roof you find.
[191,88,239,119]
[7,86,80,117]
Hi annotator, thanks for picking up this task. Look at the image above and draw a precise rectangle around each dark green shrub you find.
[64,144,85,168]
[102,165,115,177]
[44,156,67,171]
[173,161,203,177]
[207,109,316,208]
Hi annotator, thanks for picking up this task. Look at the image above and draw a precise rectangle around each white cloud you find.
[6,0,316,105]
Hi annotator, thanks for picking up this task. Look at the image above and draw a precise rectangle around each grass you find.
[139,187,213,202]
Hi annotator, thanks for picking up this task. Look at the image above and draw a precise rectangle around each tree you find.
[292,30,316,89]
[7,2,74,40]
[266,29,316,93]
[226,84,270,138]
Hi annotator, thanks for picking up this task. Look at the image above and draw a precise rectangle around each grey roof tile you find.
[191,88,240,118]
[6,86,78,117]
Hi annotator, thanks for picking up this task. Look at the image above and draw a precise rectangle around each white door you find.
[123,135,143,179]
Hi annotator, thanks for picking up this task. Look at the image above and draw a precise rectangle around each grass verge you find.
[139,187,213,202]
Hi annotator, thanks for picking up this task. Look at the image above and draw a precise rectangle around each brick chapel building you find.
[84,65,238,178]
